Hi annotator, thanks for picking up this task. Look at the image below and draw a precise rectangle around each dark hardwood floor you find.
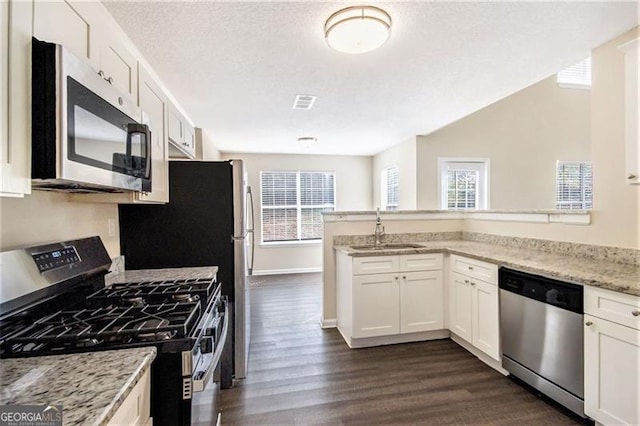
[220,273,580,425]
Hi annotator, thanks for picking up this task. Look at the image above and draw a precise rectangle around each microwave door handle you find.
[126,123,152,179]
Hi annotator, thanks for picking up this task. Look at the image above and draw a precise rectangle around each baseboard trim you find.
[450,333,508,375]
[251,267,322,276]
[320,318,337,328]
[346,329,450,349]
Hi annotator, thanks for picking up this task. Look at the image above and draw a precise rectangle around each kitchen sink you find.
[349,243,425,251]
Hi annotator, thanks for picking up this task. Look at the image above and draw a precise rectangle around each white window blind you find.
[438,159,489,210]
[261,171,335,243]
[447,170,478,209]
[557,57,591,87]
[556,161,593,210]
[382,166,399,211]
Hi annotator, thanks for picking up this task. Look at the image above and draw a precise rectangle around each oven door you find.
[191,298,229,426]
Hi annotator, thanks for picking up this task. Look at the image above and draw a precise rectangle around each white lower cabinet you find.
[336,252,444,345]
[584,287,640,425]
[448,255,500,361]
[107,369,152,426]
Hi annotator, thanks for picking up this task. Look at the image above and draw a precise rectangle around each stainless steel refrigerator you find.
[118,160,255,383]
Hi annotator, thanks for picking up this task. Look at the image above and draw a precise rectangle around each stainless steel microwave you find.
[31,38,151,193]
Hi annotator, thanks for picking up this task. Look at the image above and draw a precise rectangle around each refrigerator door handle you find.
[247,186,255,276]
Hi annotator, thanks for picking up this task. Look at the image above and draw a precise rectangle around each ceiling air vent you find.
[293,95,316,110]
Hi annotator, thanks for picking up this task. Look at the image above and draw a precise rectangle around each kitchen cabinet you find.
[34,1,137,99]
[107,369,152,426]
[584,287,640,425]
[1,0,32,197]
[619,37,640,185]
[168,105,196,159]
[336,252,444,345]
[448,255,500,361]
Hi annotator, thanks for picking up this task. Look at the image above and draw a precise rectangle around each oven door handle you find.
[192,302,229,393]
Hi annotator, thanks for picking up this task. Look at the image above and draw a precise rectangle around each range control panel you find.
[32,246,81,272]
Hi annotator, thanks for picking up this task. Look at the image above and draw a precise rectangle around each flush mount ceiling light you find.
[298,137,318,148]
[324,5,392,54]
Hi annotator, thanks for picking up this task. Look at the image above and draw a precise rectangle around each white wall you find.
[0,191,120,256]
[415,76,591,210]
[372,137,417,210]
[222,152,373,274]
[465,27,640,249]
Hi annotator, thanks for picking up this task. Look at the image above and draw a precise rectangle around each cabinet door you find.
[168,108,183,144]
[33,0,100,69]
[450,272,473,343]
[620,38,640,185]
[1,0,31,197]
[472,280,500,361]
[400,271,444,334]
[138,65,169,203]
[97,28,138,100]
[352,273,399,338]
[584,314,640,425]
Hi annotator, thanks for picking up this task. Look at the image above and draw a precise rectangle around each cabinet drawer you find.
[353,256,399,275]
[450,254,497,284]
[399,253,443,272]
[585,287,640,330]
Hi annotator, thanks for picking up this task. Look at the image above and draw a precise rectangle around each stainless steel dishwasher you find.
[499,268,586,418]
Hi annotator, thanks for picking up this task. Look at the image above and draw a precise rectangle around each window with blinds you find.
[382,166,399,210]
[556,161,593,210]
[447,170,478,209]
[260,171,335,243]
[557,57,591,88]
[438,159,489,210]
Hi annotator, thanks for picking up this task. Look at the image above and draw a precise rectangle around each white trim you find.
[557,82,591,90]
[260,240,322,248]
[437,157,490,210]
[251,267,322,276]
[320,318,337,328]
[323,210,590,225]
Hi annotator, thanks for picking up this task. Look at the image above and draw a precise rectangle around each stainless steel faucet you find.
[374,208,385,248]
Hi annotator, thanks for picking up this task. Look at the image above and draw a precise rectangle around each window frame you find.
[381,165,399,211]
[438,158,490,210]
[555,160,593,210]
[259,170,336,245]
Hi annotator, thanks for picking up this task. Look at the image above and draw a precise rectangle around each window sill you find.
[557,82,591,90]
[260,240,323,249]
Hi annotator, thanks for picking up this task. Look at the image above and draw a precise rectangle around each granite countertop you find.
[106,266,218,285]
[0,347,156,425]
[335,241,640,297]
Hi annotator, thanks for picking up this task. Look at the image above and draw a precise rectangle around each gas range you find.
[0,237,229,425]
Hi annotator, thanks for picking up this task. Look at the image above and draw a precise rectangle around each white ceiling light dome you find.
[324,5,392,54]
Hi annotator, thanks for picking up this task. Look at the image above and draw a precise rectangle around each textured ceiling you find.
[102,1,638,156]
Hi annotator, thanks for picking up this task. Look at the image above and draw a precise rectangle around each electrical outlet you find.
[108,219,117,237]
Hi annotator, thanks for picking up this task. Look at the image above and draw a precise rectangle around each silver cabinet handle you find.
[632,310,640,317]
[470,282,476,286]
[468,266,474,270]
[98,70,105,78]
[107,76,114,85]
[628,174,637,180]
[464,279,469,284]
[394,276,399,281]
[585,321,593,326]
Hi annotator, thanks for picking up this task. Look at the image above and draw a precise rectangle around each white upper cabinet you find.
[1,0,32,197]
[619,37,640,185]
[168,105,196,159]
[95,26,138,100]
[33,1,100,68]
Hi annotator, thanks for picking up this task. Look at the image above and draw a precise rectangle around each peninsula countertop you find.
[335,240,640,297]
[0,347,156,425]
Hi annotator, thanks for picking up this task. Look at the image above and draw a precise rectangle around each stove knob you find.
[200,336,213,354]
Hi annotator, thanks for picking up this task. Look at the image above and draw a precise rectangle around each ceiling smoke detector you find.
[293,95,317,110]
[298,137,318,148]
[324,5,392,54]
